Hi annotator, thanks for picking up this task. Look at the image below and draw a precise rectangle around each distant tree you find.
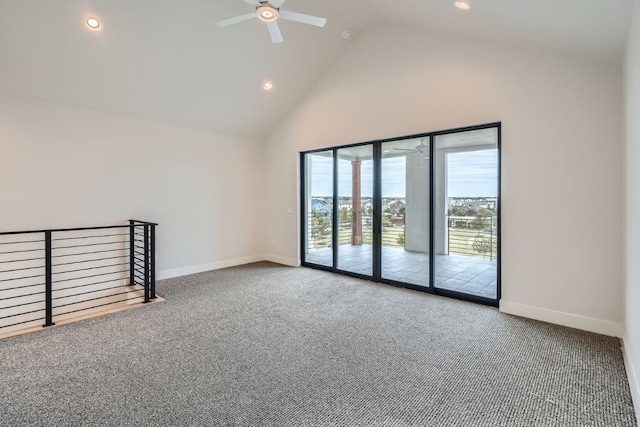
[362,205,373,226]
[450,205,464,216]
[311,208,331,247]
[471,209,493,231]
[472,237,496,258]
[382,214,391,227]
[339,207,352,228]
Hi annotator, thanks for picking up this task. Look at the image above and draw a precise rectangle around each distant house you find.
[387,199,405,214]
[448,197,497,213]
[312,199,327,211]
[311,198,332,215]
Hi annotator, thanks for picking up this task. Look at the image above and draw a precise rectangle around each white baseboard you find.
[157,254,265,280]
[499,300,623,337]
[264,254,300,267]
[622,334,640,422]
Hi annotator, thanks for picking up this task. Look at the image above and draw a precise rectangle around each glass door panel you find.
[380,139,430,287]
[434,129,498,299]
[304,151,334,267]
[337,146,373,276]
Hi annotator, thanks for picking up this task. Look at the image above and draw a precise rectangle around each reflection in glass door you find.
[337,146,373,276]
[380,139,430,287]
[434,129,499,299]
[303,151,334,268]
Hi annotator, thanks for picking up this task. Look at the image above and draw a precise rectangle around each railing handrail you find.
[0,219,158,236]
[129,219,158,226]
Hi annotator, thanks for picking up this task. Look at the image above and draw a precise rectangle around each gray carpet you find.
[0,262,636,426]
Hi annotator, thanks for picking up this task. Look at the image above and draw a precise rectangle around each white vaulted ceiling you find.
[0,0,633,139]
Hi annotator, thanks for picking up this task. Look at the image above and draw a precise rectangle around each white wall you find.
[264,23,624,336]
[624,0,640,414]
[0,94,266,279]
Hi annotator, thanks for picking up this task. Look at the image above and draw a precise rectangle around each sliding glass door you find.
[301,123,500,306]
[434,128,499,299]
[380,139,429,287]
[303,151,334,268]
[337,146,374,276]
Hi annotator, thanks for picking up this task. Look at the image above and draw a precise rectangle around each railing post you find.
[150,224,156,299]
[143,224,150,303]
[447,215,450,256]
[44,231,54,327]
[490,216,494,261]
[129,220,135,286]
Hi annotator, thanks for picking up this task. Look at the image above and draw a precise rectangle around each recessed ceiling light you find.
[86,17,101,30]
[263,80,274,91]
[454,1,470,10]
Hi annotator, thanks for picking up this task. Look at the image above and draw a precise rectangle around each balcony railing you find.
[306,210,498,260]
[0,220,157,336]
[447,215,497,260]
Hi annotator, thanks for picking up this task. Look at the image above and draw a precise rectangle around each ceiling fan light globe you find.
[257,5,279,22]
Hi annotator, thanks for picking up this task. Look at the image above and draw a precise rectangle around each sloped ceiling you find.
[0,0,633,139]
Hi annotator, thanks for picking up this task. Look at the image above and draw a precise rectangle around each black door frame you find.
[300,122,501,307]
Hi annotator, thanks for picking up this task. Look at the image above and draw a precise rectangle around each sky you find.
[308,149,498,198]
[447,150,498,197]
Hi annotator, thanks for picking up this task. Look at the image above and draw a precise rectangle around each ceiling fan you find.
[217,0,327,44]
[393,139,429,154]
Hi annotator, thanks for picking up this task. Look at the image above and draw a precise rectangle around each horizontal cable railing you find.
[447,215,497,260]
[0,220,157,335]
[305,210,498,260]
[307,210,333,250]
[305,210,405,251]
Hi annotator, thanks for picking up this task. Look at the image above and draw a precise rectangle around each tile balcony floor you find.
[306,245,497,300]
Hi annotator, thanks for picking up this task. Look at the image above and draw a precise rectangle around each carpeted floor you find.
[0,262,636,426]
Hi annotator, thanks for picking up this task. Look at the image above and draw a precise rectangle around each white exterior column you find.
[405,152,429,253]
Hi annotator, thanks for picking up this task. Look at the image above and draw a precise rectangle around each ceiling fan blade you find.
[279,10,326,27]
[266,21,284,43]
[393,149,418,152]
[217,13,256,27]
[270,0,287,7]
[244,0,261,5]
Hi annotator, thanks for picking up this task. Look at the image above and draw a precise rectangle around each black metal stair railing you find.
[0,220,157,333]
